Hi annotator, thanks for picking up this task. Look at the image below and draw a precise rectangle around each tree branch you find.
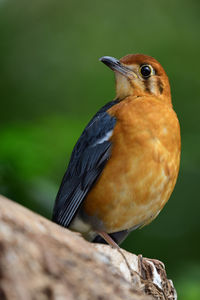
[0,195,177,300]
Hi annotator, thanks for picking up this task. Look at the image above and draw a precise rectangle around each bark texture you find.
[0,195,177,300]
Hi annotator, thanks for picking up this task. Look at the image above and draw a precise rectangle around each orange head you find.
[100,54,171,106]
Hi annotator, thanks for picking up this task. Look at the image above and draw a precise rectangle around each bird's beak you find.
[99,56,133,77]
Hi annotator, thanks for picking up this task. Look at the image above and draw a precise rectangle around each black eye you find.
[140,65,153,78]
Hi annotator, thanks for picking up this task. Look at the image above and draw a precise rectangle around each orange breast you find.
[83,96,181,233]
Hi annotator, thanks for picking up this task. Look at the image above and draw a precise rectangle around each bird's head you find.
[100,54,171,105]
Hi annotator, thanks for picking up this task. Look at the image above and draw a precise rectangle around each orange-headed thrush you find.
[52,54,181,247]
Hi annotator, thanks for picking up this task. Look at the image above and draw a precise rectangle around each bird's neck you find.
[115,73,172,106]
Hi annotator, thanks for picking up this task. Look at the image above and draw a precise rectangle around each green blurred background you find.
[0,0,199,298]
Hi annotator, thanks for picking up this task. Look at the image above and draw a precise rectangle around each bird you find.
[52,54,181,248]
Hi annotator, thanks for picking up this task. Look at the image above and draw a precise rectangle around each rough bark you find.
[0,195,177,300]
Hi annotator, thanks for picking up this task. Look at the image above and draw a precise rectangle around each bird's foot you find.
[96,231,135,281]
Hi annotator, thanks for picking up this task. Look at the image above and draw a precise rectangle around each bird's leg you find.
[96,231,134,280]
[96,231,119,248]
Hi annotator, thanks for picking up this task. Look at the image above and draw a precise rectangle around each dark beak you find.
[99,56,132,77]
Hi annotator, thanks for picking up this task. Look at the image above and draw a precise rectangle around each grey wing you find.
[52,101,117,227]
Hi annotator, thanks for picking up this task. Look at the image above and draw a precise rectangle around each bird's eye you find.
[140,65,153,78]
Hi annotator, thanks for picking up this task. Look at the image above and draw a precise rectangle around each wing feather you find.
[52,100,118,227]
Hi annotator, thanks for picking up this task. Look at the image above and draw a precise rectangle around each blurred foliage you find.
[0,0,200,298]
